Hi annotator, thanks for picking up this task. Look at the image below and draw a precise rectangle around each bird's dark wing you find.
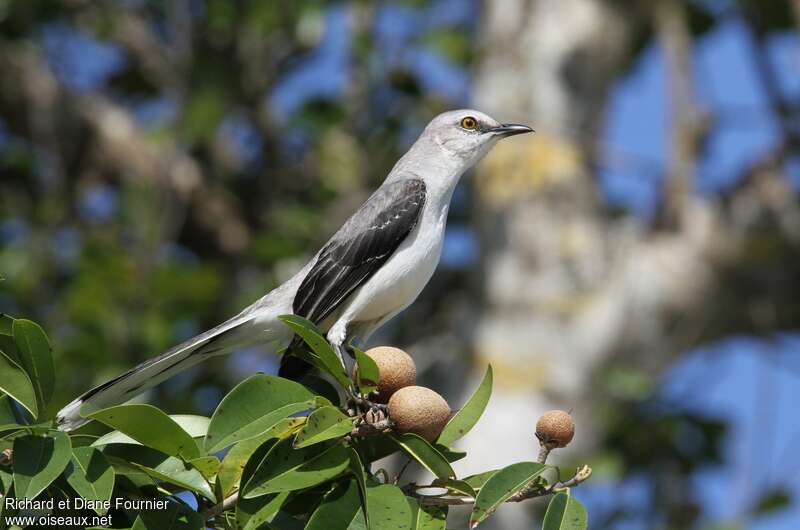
[293,178,427,325]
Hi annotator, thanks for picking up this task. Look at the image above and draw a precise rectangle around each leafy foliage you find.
[0,313,589,529]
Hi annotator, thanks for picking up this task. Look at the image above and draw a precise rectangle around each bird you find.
[56,109,532,431]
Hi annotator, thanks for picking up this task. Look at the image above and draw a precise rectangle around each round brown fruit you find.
[353,346,417,402]
[535,410,575,448]
[388,386,450,442]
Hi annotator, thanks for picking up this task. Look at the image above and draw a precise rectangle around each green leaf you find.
[131,501,206,529]
[0,313,13,336]
[436,365,492,446]
[235,438,280,526]
[205,373,320,453]
[239,491,288,530]
[0,349,38,418]
[348,447,370,526]
[365,484,413,530]
[102,444,215,501]
[294,406,354,448]
[433,444,467,463]
[64,446,114,514]
[408,497,447,530]
[104,455,156,490]
[301,375,342,406]
[168,415,212,437]
[217,418,305,498]
[0,394,17,424]
[353,346,379,395]
[305,479,363,530]
[542,492,588,530]
[243,439,350,498]
[88,404,201,460]
[462,470,498,491]
[12,319,55,413]
[92,414,210,447]
[12,432,72,499]
[187,456,220,479]
[391,433,455,479]
[279,315,352,388]
[351,436,397,464]
[1,467,13,495]
[430,478,476,498]
[469,462,546,528]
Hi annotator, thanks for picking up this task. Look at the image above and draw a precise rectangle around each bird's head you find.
[422,109,533,166]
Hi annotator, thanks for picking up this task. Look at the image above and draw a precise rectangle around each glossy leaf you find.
[348,447,370,527]
[64,446,114,514]
[235,439,281,526]
[430,478,476,498]
[301,375,342,406]
[0,313,13,336]
[130,501,205,530]
[92,414,210,447]
[408,497,447,530]
[542,492,588,530]
[433,444,467,463]
[104,455,157,490]
[462,470,498,491]
[279,314,351,388]
[205,373,321,453]
[353,346,379,395]
[469,462,546,528]
[12,319,55,413]
[305,479,363,530]
[0,467,12,496]
[238,491,289,530]
[437,365,492,447]
[217,418,305,498]
[88,404,200,460]
[0,394,16,424]
[12,432,72,500]
[294,406,354,448]
[102,444,215,501]
[366,484,413,530]
[391,433,455,479]
[243,439,350,498]
[351,436,397,464]
[187,456,220,479]
[0,349,38,417]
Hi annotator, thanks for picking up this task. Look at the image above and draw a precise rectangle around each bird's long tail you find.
[56,314,256,431]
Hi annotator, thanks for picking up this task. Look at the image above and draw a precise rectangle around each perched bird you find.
[56,109,532,431]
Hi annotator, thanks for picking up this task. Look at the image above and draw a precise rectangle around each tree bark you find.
[452,1,800,527]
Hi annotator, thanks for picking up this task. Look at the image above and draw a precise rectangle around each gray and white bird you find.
[56,109,532,431]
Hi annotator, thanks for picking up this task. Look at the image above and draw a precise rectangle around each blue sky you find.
[589,14,800,528]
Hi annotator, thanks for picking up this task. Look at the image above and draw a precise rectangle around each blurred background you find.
[1,0,799,528]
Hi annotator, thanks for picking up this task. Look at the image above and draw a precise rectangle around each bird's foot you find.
[345,389,388,416]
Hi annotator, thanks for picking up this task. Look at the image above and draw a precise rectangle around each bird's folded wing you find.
[293,178,426,325]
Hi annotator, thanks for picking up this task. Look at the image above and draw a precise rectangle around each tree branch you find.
[407,465,593,507]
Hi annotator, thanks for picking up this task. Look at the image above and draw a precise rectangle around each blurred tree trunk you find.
[450,0,800,527]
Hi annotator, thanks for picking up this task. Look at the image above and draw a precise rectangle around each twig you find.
[203,492,238,521]
[536,440,558,464]
[394,458,413,485]
[408,465,593,506]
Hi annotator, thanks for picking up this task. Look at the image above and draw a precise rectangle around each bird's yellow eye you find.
[460,116,478,130]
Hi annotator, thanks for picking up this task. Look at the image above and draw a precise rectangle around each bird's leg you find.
[342,340,387,415]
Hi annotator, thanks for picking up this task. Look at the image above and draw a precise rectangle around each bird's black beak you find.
[490,123,534,137]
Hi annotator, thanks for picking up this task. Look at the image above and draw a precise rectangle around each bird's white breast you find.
[341,203,447,323]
